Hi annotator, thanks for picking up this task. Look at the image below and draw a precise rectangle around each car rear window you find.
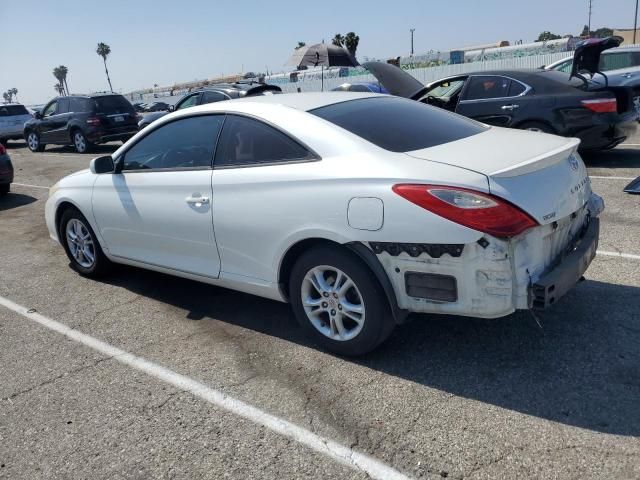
[0,105,29,116]
[93,95,134,114]
[310,97,486,152]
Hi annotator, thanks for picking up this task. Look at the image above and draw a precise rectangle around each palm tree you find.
[96,42,114,91]
[343,32,360,56]
[10,88,18,102]
[2,92,9,103]
[54,83,65,95]
[295,41,306,50]
[331,34,344,47]
[53,66,69,95]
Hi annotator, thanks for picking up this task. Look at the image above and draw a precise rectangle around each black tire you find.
[59,207,110,277]
[0,184,9,196]
[0,139,7,147]
[71,129,92,153]
[518,121,555,134]
[289,245,394,356]
[26,131,45,152]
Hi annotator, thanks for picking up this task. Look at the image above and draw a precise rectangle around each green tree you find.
[331,34,344,47]
[343,32,360,56]
[536,31,562,42]
[53,66,69,95]
[96,42,114,91]
[2,92,10,103]
[295,41,306,50]
[593,27,613,38]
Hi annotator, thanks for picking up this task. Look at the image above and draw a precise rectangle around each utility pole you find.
[634,0,639,44]
[587,0,593,37]
[410,28,415,56]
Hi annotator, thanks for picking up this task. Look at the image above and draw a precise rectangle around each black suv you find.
[138,82,281,129]
[24,93,139,153]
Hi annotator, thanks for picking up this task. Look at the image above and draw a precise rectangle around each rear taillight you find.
[393,184,538,238]
[86,117,101,126]
[0,144,6,155]
[581,98,617,113]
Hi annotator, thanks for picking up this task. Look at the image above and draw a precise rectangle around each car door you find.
[456,75,531,127]
[39,100,62,142]
[92,114,224,278]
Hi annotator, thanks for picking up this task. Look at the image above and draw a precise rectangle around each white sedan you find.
[45,93,603,355]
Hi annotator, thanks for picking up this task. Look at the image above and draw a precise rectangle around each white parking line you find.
[597,250,640,260]
[590,175,636,181]
[12,182,50,190]
[0,295,411,480]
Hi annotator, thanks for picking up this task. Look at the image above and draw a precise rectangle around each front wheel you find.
[59,208,110,276]
[72,130,92,153]
[289,246,394,356]
[26,131,45,152]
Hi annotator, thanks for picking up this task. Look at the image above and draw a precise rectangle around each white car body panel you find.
[45,93,603,320]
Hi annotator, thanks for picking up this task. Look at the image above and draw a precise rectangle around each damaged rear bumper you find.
[370,194,603,319]
[530,217,599,309]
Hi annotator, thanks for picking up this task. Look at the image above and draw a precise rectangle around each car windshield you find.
[93,95,134,114]
[0,105,29,116]
[310,97,486,152]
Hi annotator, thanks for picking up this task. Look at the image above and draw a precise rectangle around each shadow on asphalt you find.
[582,147,640,169]
[98,265,640,437]
[0,193,37,211]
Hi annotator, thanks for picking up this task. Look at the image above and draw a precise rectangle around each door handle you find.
[501,104,520,111]
[186,195,210,207]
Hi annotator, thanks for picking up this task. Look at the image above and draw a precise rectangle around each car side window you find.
[463,76,511,101]
[43,101,58,117]
[201,91,228,104]
[121,115,224,171]
[214,115,313,167]
[57,98,70,114]
[507,81,526,97]
[176,93,200,110]
[600,52,633,71]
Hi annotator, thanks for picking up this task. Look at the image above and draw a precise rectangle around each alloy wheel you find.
[74,132,86,152]
[66,218,95,268]
[301,266,365,341]
[27,132,39,151]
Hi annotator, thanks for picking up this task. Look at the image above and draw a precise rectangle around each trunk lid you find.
[405,127,590,224]
[570,36,622,80]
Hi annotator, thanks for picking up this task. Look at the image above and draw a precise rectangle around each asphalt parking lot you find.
[1,138,639,479]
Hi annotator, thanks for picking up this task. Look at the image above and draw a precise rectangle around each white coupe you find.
[45,93,603,355]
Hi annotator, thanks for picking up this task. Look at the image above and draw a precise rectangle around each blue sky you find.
[0,0,636,104]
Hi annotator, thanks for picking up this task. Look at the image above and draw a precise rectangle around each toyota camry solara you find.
[45,92,604,355]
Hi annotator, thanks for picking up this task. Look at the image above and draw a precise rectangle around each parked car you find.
[545,39,640,117]
[132,102,146,113]
[332,82,389,94]
[144,101,170,112]
[364,38,637,151]
[0,103,33,146]
[46,92,603,355]
[0,143,13,195]
[138,82,282,129]
[24,93,139,153]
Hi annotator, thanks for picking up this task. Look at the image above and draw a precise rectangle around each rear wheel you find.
[72,130,92,153]
[26,131,45,152]
[518,121,555,134]
[59,208,110,276]
[289,246,394,356]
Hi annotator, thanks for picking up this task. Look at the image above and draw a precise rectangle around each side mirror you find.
[34,111,42,119]
[90,155,115,174]
[168,104,175,112]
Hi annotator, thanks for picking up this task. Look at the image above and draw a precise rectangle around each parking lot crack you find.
[2,356,113,402]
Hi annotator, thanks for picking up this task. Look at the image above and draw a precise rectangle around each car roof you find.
[0,103,25,107]
[191,82,281,96]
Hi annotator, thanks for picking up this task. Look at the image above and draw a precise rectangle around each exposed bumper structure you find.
[372,193,603,319]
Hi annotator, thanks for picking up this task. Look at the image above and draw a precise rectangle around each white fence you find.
[277,51,573,93]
